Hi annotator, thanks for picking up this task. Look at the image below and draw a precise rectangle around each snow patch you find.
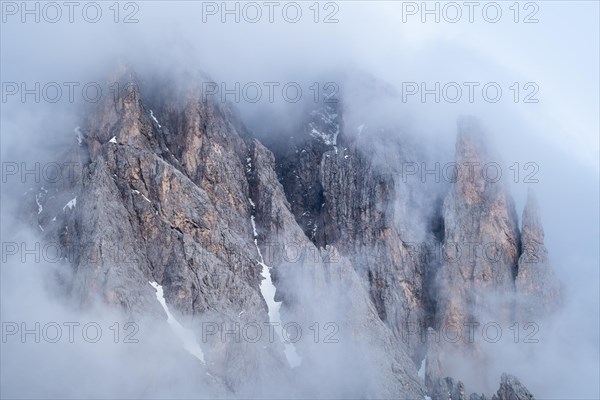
[150,110,161,128]
[332,128,339,154]
[308,107,340,153]
[132,190,151,203]
[63,197,76,211]
[108,136,117,144]
[250,215,259,238]
[149,281,205,363]
[258,258,301,368]
[250,211,301,368]
[418,357,426,380]
[74,126,83,145]
[35,193,43,214]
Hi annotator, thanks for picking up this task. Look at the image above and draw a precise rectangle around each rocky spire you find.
[520,188,544,242]
[515,188,563,321]
[491,373,534,400]
[437,116,520,334]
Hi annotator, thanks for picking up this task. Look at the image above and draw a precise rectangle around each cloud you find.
[1,1,598,398]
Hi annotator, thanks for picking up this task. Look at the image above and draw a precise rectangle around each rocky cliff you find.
[515,189,563,322]
[24,65,562,399]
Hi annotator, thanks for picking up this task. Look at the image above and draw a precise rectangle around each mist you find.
[1,1,598,398]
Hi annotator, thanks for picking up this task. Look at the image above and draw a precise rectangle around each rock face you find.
[24,65,560,398]
[437,117,521,334]
[274,100,342,247]
[31,65,289,393]
[272,100,443,365]
[515,189,563,321]
[492,373,534,400]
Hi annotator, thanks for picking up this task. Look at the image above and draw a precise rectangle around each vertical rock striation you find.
[437,116,521,337]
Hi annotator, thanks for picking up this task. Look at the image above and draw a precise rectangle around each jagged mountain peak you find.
[19,64,560,399]
[521,188,544,242]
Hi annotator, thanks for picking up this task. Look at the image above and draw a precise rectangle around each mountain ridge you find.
[23,65,561,399]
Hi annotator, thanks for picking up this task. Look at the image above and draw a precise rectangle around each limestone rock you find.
[516,189,563,321]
